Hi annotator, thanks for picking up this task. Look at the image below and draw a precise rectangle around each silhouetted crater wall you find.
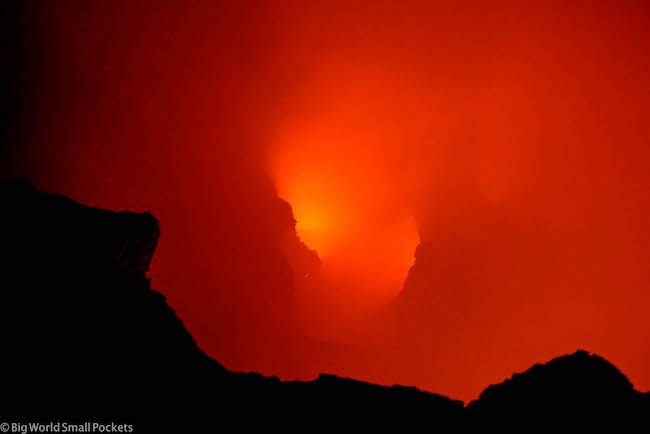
[1,179,646,430]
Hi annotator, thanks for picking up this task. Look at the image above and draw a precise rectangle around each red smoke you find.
[8,1,650,401]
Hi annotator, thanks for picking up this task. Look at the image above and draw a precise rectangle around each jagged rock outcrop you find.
[467,350,647,426]
[0,179,459,430]
[1,179,223,425]
[1,179,647,431]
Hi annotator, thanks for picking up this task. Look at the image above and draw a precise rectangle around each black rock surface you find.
[1,179,647,431]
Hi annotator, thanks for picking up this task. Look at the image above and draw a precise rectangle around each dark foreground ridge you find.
[1,179,647,430]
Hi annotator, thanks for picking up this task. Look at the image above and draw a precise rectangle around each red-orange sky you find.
[4,1,650,402]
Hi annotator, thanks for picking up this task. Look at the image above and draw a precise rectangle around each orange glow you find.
[268,68,425,325]
[14,0,650,403]
[270,117,421,338]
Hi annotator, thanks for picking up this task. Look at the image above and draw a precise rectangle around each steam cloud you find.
[4,1,650,401]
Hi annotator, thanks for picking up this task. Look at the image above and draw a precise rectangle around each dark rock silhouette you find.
[1,179,647,430]
[0,179,460,430]
[467,350,648,427]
